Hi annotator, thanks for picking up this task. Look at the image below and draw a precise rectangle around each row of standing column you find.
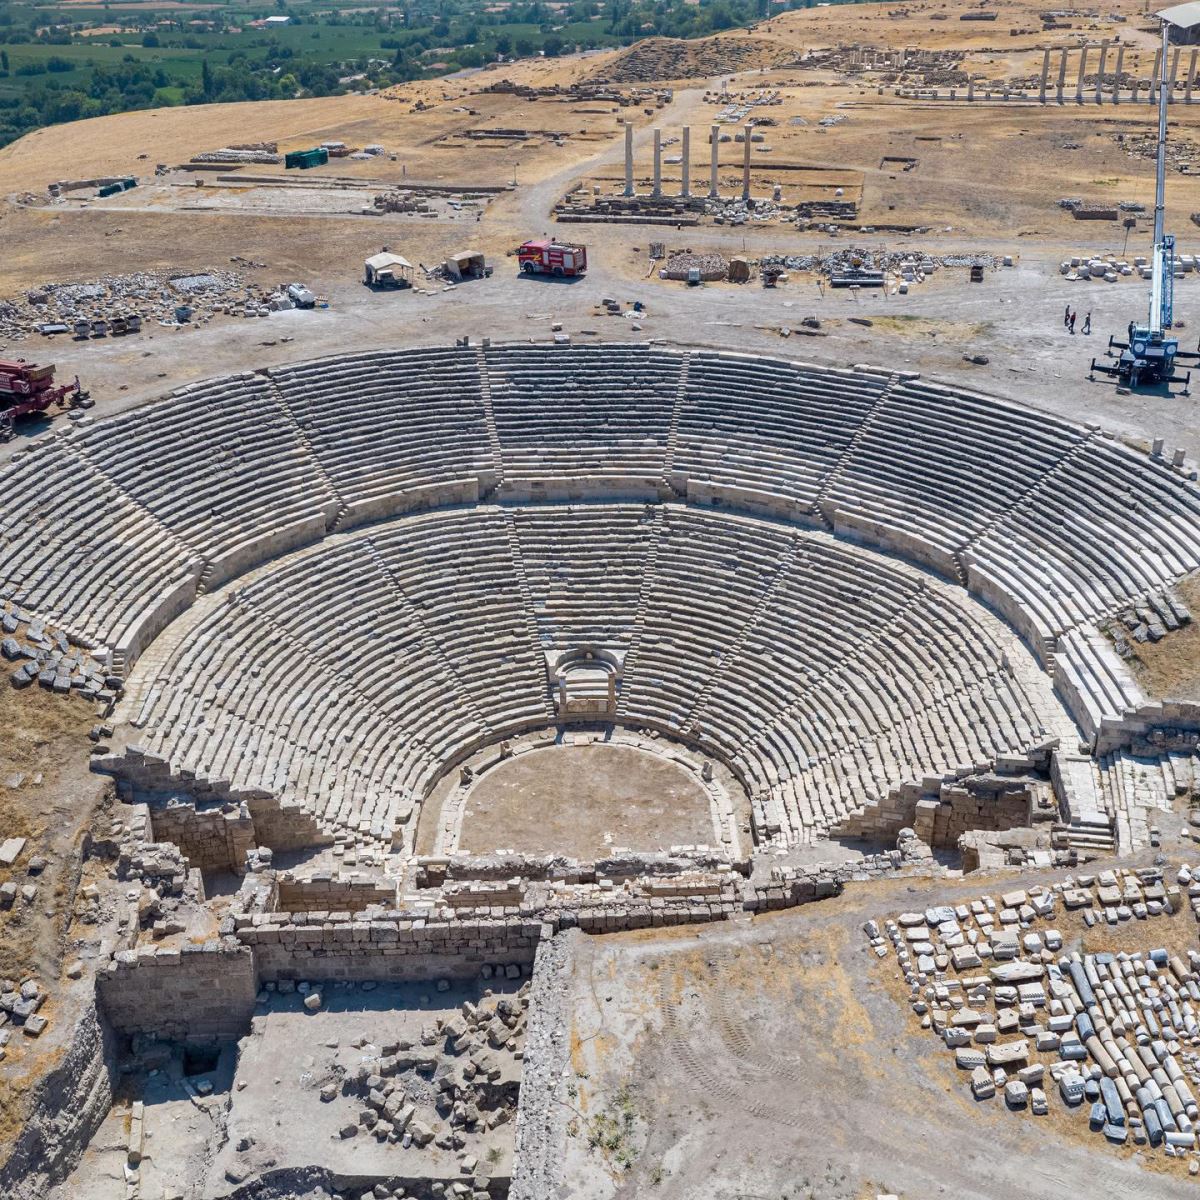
[1035,43,1199,104]
[623,123,753,200]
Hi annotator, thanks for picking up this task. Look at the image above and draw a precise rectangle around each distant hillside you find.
[589,34,796,84]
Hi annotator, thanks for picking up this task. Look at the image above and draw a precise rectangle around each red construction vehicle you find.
[0,358,87,442]
[517,238,587,278]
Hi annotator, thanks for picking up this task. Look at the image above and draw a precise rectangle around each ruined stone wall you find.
[238,914,542,983]
[1096,702,1200,755]
[0,998,118,1200]
[101,757,334,858]
[274,874,397,913]
[150,801,255,874]
[914,789,1032,847]
[832,778,1034,847]
[246,795,335,855]
[96,942,258,1041]
[509,931,575,1200]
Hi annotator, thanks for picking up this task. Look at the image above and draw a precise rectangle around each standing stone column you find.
[1076,45,1088,103]
[1114,43,1125,104]
[1151,48,1162,104]
[1188,49,1197,103]
[709,125,720,198]
[967,77,974,102]
[1057,48,1068,104]
[1096,41,1108,104]
[1039,48,1050,104]
[1170,47,1181,103]
[741,124,752,201]
[681,126,691,198]
[623,122,634,197]
[652,128,662,198]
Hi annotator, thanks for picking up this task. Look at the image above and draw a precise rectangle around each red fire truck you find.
[517,239,588,278]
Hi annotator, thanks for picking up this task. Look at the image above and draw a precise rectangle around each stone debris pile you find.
[1,602,115,699]
[867,865,1200,1162]
[756,247,1000,285]
[0,269,277,342]
[1107,592,1192,656]
[0,977,50,1050]
[373,191,434,215]
[191,146,282,166]
[661,251,727,280]
[274,973,530,1193]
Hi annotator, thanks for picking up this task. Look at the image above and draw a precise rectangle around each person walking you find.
[1083,311,1092,335]
[1069,310,1077,334]
[1064,304,1071,327]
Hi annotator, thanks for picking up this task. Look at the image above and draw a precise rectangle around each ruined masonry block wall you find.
[274,877,397,913]
[97,943,258,1041]
[509,931,575,1200]
[150,804,255,874]
[832,782,1031,847]
[246,796,335,854]
[239,917,540,983]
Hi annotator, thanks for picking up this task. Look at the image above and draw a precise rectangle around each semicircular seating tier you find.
[0,342,1197,769]
[115,505,1070,849]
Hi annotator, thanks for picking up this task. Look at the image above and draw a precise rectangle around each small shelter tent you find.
[446,250,487,280]
[364,252,414,288]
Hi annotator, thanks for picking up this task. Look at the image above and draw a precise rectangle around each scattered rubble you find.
[661,251,727,281]
[191,144,282,166]
[0,269,297,343]
[868,865,1200,1163]
[1106,593,1192,657]
[1,602,117,702]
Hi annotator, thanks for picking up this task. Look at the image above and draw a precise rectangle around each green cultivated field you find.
[0,0,863,147]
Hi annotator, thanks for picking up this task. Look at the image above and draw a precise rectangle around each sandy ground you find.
[0,686,111,1154]
[459,743,715,859]
[558,861,1200,1200]
[1120,572,1200,701]
[6,251,1199,469]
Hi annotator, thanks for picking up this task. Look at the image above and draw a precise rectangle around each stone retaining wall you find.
[832,773,1039,847]
[508,931,575,1200]
[94,858,845,1036]
[1097,702,1200,755]
[97,942,258,1041]
[0,999,118,1200]
[150,800,255,874]
[275,873,397,913]
[237,914,542,983]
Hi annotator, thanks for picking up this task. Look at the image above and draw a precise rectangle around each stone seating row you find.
[484,345,681,479]
[4,347,1198,671]
[674,355,889,505]
[72,374,335,563]
[270,349,493,503]
[509,505,654,646]
[125,503,1063,848]
[3,345,1194,774]
[131,510,556,844]
[0,432,200,650]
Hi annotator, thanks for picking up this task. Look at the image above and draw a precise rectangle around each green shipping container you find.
[285,148,329,170]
